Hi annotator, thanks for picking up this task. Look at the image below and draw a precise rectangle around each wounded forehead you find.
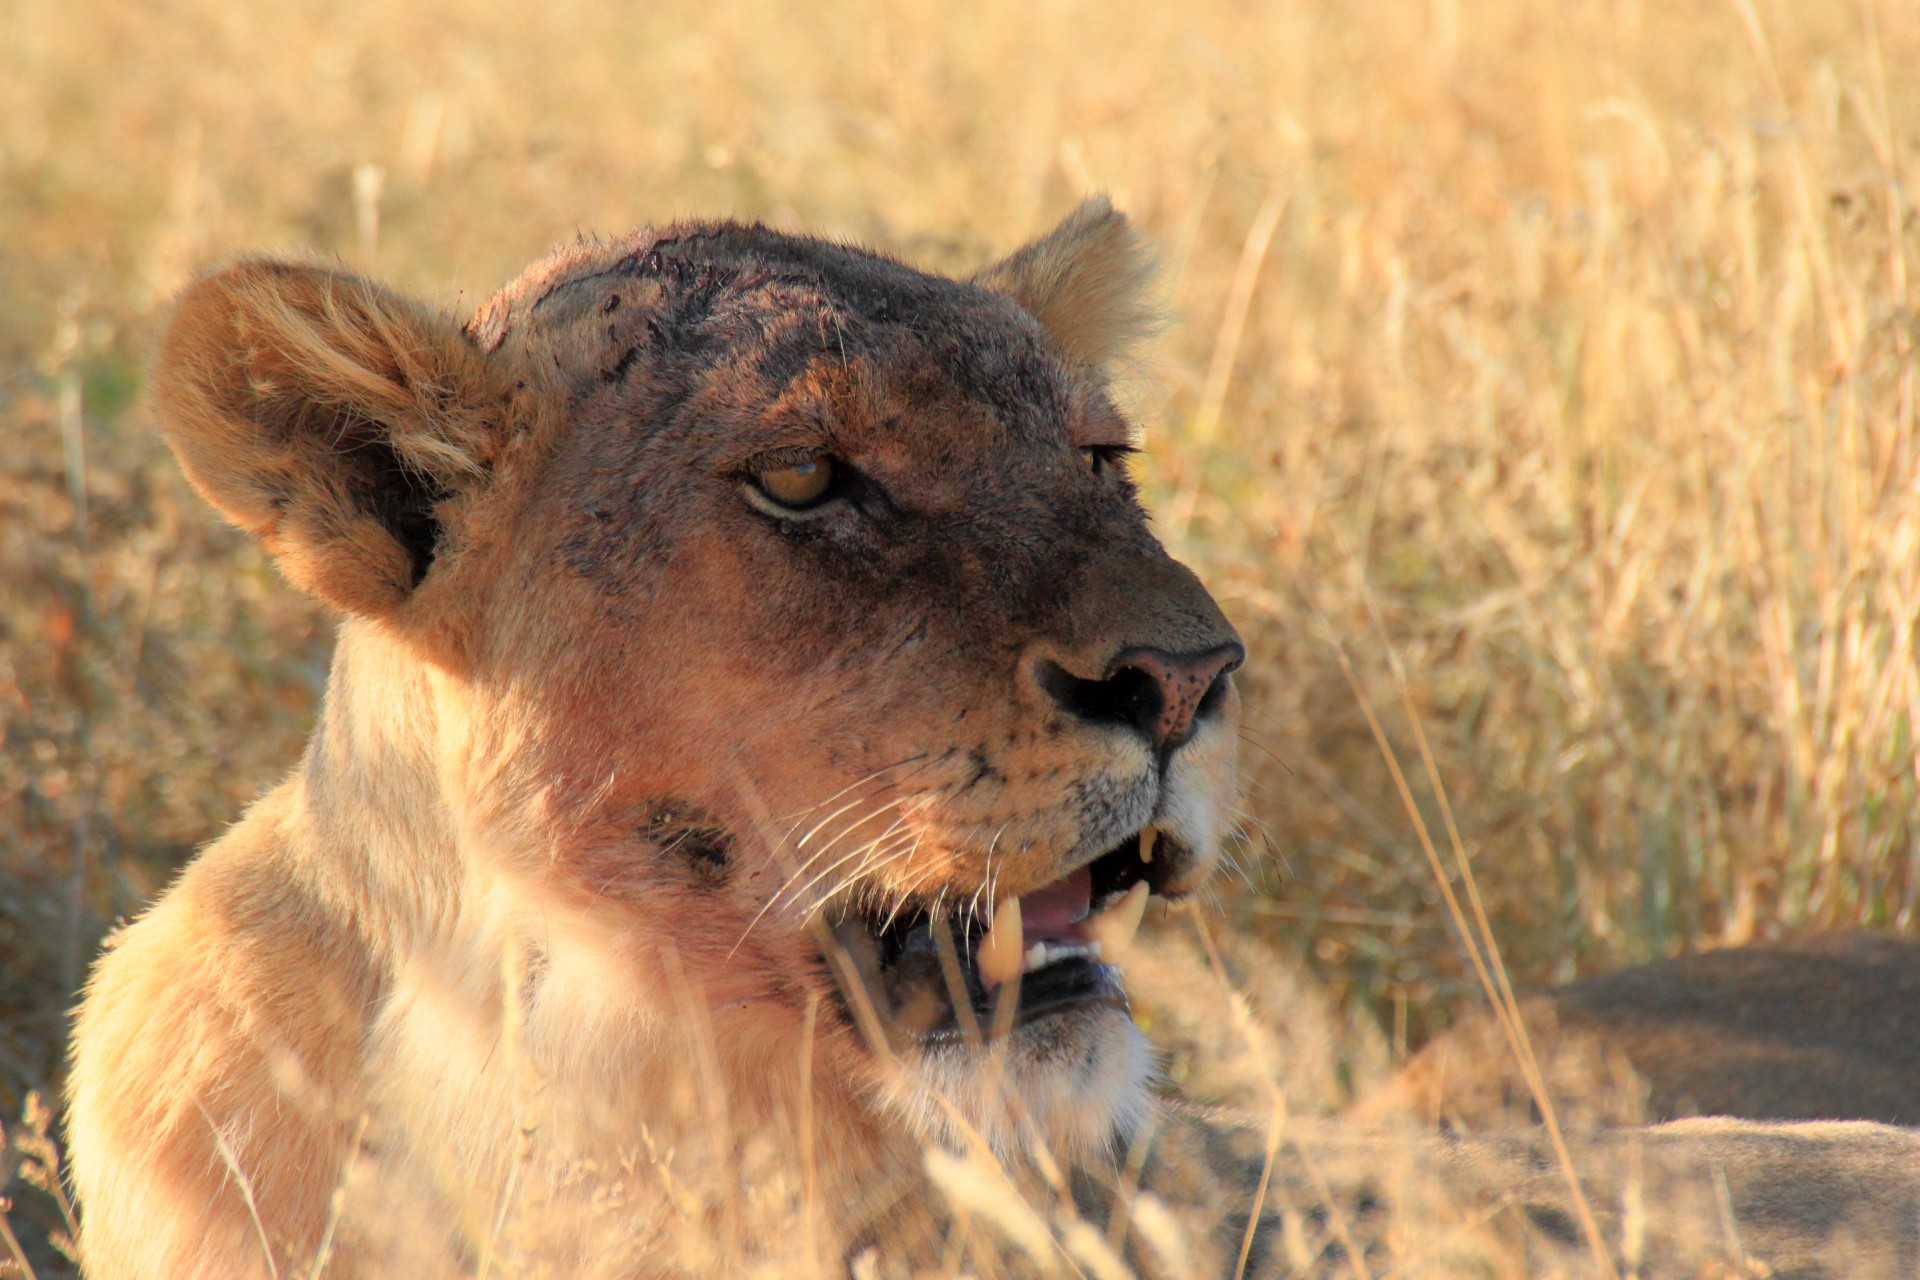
[475,222,963,337]
[468,221,1082,440]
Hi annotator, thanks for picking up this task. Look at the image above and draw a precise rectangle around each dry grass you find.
[6,0,1920,1272]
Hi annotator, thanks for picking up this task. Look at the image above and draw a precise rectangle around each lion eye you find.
[1080,447,1100,474]
[754,458,835,509]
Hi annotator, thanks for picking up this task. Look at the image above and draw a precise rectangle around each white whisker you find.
[729,796,913,957]
[780,797,937,922]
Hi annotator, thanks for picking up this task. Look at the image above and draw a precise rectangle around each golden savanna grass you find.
[5,0,1920,1272]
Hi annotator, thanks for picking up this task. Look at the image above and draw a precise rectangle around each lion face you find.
[153,201,1242,1157]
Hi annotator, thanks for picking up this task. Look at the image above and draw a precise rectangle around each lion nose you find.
[1038,642,1245,758]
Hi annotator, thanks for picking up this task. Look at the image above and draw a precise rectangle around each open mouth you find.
[825,825,1185,1044]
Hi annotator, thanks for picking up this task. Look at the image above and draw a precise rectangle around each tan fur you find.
[1323,931,1920,1274]
[1108,1107,1920,1278]
[151,261,525,646]
[1123,923,1920,1277]
[971,195,1160,373]
[69,202,1249,1277]
[1362,930,1920,1132]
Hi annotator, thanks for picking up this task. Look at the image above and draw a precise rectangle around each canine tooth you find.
[1140,826,1158,864]
[1085,881,1149,959]
[977,897,1024,987]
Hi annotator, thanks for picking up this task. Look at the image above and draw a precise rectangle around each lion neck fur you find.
[66,618,920,1277]
[273,620,919,1261]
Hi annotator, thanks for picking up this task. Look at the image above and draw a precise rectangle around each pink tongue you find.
[1020,866,1092,942]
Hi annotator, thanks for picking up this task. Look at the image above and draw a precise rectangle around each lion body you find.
[1366,930,1920,1131]
[66,203,1920,1279]
[68,204,1247,1277]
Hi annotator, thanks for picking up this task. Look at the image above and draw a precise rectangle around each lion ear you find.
[972,196,1160,369]
[153,260,518,620]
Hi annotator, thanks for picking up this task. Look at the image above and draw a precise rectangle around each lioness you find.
[1366,930,1920,1132]
[67,201,1247,1276]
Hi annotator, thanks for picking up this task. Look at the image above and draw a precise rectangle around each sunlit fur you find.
[66,200,1246,1278]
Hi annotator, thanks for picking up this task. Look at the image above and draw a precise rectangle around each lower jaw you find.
[836,920,1132,1049]
[920,957,1130,1043]
[836,825,1176,1033]
[895,1000,1155,1155]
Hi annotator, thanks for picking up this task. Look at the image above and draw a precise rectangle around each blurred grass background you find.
[5,0,1920,1262]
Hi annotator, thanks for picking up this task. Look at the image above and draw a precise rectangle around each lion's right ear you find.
[154,261,518,620]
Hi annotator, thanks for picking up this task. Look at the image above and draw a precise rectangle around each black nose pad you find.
[1038,643,1243,756]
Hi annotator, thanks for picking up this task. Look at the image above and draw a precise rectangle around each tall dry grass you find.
[5,0,1920,1272]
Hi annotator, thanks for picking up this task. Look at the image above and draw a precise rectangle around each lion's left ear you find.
[971,196,1160,369]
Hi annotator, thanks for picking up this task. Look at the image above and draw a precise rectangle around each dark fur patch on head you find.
[644,802,734,882]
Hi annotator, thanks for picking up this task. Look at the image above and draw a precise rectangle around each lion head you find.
[147,199,1242,1170]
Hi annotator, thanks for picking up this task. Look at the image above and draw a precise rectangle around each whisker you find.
[1235,729,1296,778]
[872,833,935,933]
[782,796,938,922]
[870,839,958,933]
[779,815,916,919]
[806,837,924,928]
[793,789,908,852]
[834,826,921,900]
[776,792,929,898]
[1216,842,1259,892]
[730,796,912,956]
[775,753,931,831]
[962,881,987,938]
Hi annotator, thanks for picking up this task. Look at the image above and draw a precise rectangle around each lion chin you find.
[65,197,1245,1279]
[891,1004,1156,1156]
[836,771,1234,1159]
